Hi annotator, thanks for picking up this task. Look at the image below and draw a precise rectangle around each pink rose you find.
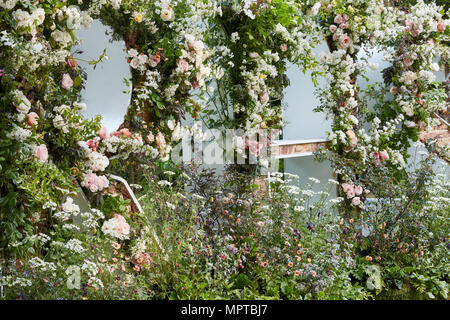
[61,73,73,90]
[113,214,130,236]
[329,25,337,33]
[81,173,109,192]
[342,183,354,194]
[245,139,262,156]
[334,14,344,24]
[339,35,351,48]
[34,144,48,163]
[280,44,288,52]
[340,23,349,29]
[379,150,389,161]
[177,59,189,72]
[346,189,355,199]
[27,112,39,126]
[437,21,446,32]
[98,127,108,140]
[355,185,363,196]
[352,197,361,206]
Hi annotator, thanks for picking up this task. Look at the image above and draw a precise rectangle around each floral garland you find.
[314,0,448,209]
[96,0,218,160]
[0,0,213,259]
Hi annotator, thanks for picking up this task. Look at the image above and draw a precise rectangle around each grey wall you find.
[76,19,132,132]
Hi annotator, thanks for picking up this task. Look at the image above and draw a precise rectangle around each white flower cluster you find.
[64,238,86,254]
[7,126,32,142]
[29,257,57,272]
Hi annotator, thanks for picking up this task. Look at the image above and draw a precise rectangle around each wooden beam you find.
[271,139,329,159]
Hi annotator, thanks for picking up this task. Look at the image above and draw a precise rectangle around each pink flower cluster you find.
[111,128,132,138]
[342,182,364,206]
[112,214,130,236]
[373,150,389,166]
[132,251,153,272]
[81,173,109,192]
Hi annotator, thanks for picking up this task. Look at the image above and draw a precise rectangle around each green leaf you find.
[73,76,82,87]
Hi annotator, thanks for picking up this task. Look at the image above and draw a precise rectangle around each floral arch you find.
[0,0,448,300]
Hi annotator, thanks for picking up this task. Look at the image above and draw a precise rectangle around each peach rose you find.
[437,21,446,32]
[113,214,130,236]
[27,112,39,126]
[155,132,166,149]
[346,130,358,146]
[34,144,48,163]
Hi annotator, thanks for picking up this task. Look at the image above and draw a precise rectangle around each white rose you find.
[192,40,204,53]
[430,62,439,72]
[53,114,66,129]
[31,8,45,25]
[1,0,18,9]
[12,9,32,29]
[160,8,174,22]
[61,73,73,90]
[15,91,31,113]
[128,49,138,57]
[311,2,321,16]
[167,119,175,131]
[129,57,139,69]
[74,102,87,111]
[52,30,72,47]
[138,54,149,65]
[403,106,414,117]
